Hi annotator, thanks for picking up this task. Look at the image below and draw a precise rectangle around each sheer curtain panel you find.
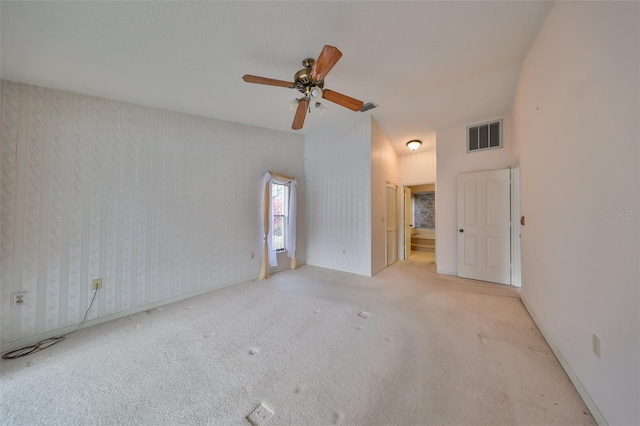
[259,171,297,279]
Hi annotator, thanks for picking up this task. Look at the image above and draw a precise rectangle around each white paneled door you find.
[457,169,511,284]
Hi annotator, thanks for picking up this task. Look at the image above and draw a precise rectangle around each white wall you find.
[398,150,436,185]
[0,81,305,349]
[511,2,639,425]
[435,116,511,275]
[371,117,399,276]
[304,115,372,276]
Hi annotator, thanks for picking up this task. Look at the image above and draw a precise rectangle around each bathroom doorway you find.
[405,183,436,264]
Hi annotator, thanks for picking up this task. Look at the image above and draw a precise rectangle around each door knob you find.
[459,229,464,233]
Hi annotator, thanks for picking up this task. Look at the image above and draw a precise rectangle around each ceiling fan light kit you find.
[287,98,299,112]
[315,102,327,116]
[242,45,364,130]
[309,86,323,100]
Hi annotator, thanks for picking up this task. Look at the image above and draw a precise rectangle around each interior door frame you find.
[511,164,522,287]
[404,187,412,260]
[400,182,437,261]
[386,182,398,266]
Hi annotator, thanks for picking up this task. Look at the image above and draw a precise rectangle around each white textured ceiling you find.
[1,1,553,155]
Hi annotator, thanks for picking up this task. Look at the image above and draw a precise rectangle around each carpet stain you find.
[478,332,492,345]
[529,346,551,357]
[246,402,274,426]
[249,348,260,355]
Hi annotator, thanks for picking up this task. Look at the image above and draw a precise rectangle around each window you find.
[467,120,502,152]
[272,182,289,252]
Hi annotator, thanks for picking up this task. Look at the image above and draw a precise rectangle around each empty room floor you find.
[1,257,595,425]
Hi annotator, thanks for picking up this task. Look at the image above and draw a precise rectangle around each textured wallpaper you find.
[0,80,304,346]
[304,115,372,276]
[371,118,399,274]
[414,192,435,229]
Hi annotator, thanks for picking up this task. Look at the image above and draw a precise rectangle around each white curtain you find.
[259,172,272,279]
[287,179,297,265]
[260,172,297,279]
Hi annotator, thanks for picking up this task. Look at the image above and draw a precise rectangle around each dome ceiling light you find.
[406,139,422,151]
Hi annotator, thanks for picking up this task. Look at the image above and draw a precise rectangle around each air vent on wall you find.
[467,120,502,152]
[359,102,378,112]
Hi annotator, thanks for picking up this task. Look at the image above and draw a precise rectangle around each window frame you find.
[271,182,290,253]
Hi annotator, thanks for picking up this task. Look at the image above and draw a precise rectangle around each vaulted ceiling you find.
[1,1,553,155]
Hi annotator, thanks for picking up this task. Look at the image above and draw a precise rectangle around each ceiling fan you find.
[242,45,364,130]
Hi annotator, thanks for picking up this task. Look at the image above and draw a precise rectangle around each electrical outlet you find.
[92,278,103,290]
[592,334,601,359]
[12,292,26,306]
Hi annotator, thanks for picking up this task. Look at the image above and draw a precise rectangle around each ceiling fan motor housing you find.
[294,58,324,94]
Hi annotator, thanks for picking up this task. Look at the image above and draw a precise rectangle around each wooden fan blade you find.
[310,45,342,82]
[322,89,364,112]
[292,99,309,130]
[242,75,295,88]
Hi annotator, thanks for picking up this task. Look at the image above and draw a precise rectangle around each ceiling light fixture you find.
[309,86,323,100]
[406,140,422,151]
[290,94,328,116]
[315,102,327,116]
[287,98,300,112]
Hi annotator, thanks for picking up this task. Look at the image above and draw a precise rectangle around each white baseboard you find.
[0,273,257,354]
[521,297,608,426]
[436,269,457,276]
[269,259,305,274]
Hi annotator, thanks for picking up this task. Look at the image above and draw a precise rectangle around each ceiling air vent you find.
[359,102,378,112]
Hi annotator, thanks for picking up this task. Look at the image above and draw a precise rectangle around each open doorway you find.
[404,183,436,264]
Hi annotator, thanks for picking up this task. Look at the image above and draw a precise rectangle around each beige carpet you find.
[1,253,595,425]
